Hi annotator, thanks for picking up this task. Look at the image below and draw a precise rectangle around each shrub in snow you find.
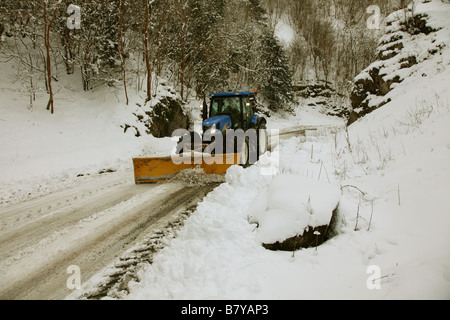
[247,174,340,251]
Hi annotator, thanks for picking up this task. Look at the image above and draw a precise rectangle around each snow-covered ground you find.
[123,0,450,300]
[125,104,449,300]
[0,0,449,301]
[0,62,175,207]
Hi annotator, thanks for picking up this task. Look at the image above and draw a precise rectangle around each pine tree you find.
[259,32,294,113]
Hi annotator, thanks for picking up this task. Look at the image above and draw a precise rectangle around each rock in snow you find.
[247,174,340,249]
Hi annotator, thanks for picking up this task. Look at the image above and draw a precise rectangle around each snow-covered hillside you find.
[124,0,450,300]
[350,0,450,124]
[0,61,176,205]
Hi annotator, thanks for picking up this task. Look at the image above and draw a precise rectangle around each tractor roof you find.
[209,91,257,98]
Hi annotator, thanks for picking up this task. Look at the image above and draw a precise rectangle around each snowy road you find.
[268,125,333,151]
[0,126,323,300]
[0,170,219,300]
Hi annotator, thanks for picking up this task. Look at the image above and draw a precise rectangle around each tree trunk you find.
[180,29,185,100]
[43,1,62,114]
[118,0,129,105]
[144,0,152,103]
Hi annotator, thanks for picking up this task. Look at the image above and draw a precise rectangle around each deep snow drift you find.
[247,174,340,246]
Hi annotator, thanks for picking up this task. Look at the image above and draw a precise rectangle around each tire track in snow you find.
[0,180,146,261]
[0,171,220,300]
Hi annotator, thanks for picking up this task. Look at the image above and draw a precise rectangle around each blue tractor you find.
[179,90,268,166]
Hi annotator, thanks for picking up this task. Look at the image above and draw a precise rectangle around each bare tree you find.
[143,0,153,102]
[43,0,63,114]
[118,0,129,105]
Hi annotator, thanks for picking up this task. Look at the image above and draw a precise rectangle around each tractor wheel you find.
[238,138,249,167]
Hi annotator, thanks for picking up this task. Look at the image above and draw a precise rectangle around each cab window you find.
[210,97,241,117]
[242,97,254,120]
[211,99,220,117]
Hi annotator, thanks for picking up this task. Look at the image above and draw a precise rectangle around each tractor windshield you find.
[210,97,241,118]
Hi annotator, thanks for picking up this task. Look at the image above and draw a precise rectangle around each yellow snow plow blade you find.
[133,153,241,184]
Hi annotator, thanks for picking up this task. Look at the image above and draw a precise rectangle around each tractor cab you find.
[198,90,267,165]
[202,91,259,135]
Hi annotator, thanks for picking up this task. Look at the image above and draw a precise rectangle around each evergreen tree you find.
[259,32,294,113]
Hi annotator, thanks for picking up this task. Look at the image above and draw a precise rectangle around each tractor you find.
[179,90,268,166]
[132,90,268,183]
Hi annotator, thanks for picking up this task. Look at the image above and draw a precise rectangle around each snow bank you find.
[247,175,340,245]
[125,165,271,299]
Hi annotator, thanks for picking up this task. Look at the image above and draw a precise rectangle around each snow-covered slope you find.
[0,63,174,205]
[350,0,450,124]
[125,0,450,300]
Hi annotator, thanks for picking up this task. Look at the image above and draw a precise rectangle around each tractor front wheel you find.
[238,138,249,167]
